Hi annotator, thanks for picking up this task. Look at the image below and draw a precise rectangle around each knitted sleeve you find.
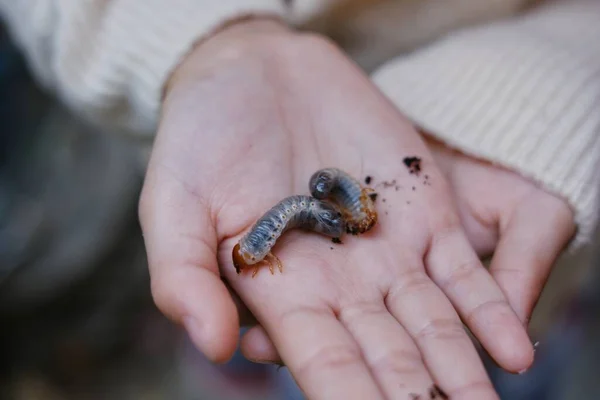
[372,0,600,248]
[0,0,325,135]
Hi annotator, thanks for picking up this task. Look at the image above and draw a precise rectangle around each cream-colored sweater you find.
[0,0,598,248]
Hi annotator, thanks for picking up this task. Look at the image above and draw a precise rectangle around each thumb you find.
[241,325,283,365]
[139,166,239,363]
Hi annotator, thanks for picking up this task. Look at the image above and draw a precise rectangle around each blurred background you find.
[1,7,599,399]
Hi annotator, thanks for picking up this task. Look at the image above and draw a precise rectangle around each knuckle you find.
[386,269,432,305]
[464,300,509,326]
[415,318,465,343]
[338,301,386,326]
[370,348,424,378]
[398,268,432,293]
[277,306,334,329]
[492,266,523,282]
[298,343,363,378]
[441,259,481,291]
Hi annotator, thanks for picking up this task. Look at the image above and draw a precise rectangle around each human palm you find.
[139,22,533,399]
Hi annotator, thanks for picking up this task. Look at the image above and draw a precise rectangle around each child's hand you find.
[139,19,532,399]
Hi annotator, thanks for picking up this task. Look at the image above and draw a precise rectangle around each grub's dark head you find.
[315,202,346,237]
[309,170,335,199]
[232,243,246,274]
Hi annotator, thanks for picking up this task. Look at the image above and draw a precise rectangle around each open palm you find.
[139,25,533,399]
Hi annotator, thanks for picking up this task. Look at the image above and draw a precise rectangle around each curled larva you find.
[309,167,377,235]
[233,195,345,277]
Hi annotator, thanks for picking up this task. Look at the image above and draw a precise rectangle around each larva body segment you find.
[233,195,345,276]
[309,168,377,235]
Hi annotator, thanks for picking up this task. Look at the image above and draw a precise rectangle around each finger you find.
[241,325,282,364]
[490,196,575,326]
[338,299,434,398]
[385,259,498,399]
[263,305,384,400]
[224,280,259,326]
[139,167,239,363]
[426,227,534,373]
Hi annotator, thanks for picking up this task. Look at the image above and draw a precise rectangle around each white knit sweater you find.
[0,0,598,247]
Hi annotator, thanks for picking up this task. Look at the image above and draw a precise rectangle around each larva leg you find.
[251,262,263,278]
[266,258,275,275]
[267,252,283,273]
[251,259,275,278]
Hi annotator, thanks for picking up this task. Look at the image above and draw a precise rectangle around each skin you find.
[139,17,575,400]
[239,135,576,365]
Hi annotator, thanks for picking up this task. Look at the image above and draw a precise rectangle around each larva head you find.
[309,170,335,199]
[232,243,259,274]
[314,202,346,237]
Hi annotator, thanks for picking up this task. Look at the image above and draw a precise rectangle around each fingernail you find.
[518,368,528,375]
[248,358,281,365]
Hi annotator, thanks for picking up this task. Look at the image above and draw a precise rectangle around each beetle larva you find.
[309,168,377,235]
[232,195,345,277]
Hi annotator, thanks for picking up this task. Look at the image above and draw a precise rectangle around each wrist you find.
[165,16,297,96]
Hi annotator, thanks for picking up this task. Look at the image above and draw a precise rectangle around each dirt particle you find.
[403,156,422,176]
[382,198,386,203]
[425,174,429,180]
[385,211,388,215]
[410,394,421,400]
[365,176,372,185]
[395,185,400,191]
[332,237,342,244]
[330,247,334,250]
[429,384,448,399]
[380,179,397,189]
[368,192,378,202]
[406,201,411,205]
[436,386,448,399]
[412,186,416,191]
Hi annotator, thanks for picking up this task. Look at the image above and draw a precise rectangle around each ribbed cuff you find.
[372,1,600,249]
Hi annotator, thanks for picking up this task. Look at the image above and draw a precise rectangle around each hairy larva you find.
[309,168,377,235]
[232,195,345,277]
